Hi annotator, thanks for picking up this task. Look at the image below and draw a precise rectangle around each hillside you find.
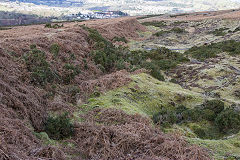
[1,10,240,160]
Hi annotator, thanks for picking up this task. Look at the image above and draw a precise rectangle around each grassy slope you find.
[86,73,204,117]
[74,73,240,160]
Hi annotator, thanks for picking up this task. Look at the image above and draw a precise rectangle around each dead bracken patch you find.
[73,108,211,160]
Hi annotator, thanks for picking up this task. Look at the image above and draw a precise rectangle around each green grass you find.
[188,132,240,160]
[83,73,204,117]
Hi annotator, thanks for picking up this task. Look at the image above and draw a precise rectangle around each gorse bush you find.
[24,45,80,86]
[185,40,240,61]
[170,27,187,33]
[62,63,81,84]
[24,46,56,85]
[141,21,166,27]
[50,43,60,57]
[153,99,240,138]
[204,100,224,114]
[153,30,170,37]
[44,113,75,140]
[84,26,129,72]
[45,23,63,29]
[209,28,228,36]
[152,108,178,126]
[83,26,189,81]
[215,108,240,133]
[113,36,128,43]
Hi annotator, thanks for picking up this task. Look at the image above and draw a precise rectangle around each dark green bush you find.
[153,30,170,37]
[202,109,216,121]
[215,108,240,133]
[45,23,52,28]
[30,44,37,50]
[150,68,165,81]
[191,125,207,139]
[45,23,63,29]
[84,26,129,72]
[170,27,187,34]
[172,21,188,26]
[152,108,177,126]
[185,40,240,61]
[62,63,81,84]
[204,100,224,114]
[113,36,128,43]
[169,78,178,84]
[24,47,56,85]
[50,43,60,57]
[182,108,203,122]
[209,28,229,36]
[141,21,166,27]
[84,26,188,80]
[44,113,75,140]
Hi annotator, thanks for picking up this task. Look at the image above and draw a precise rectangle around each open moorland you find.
[1,9,240,160]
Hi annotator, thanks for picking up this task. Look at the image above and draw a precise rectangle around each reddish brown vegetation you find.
[72,108,211,160]
[81,17,146,40]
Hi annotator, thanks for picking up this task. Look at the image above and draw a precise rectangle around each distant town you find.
[0,10,128,26]
[61,11,128,21]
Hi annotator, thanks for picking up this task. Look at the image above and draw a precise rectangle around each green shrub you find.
[150,68,165,81]
[62,63,81,84]
[202,109,216,121]
[84,26,129,72]
[67,85,81,103]
[44,113,75,140]
[185,40,240,60]
[191,125,207,138]
[24,46,56,85]
[83,58,88,69]
[209,28,228,36]
[215,108,240,133]
[152,108,177,126]
[170,27,187,34]
[182,108,203,122]
[153,30,170,37]
[30,44,37,50]
[45,23,52,28]
[45,23,63,29]
[204,100,224,114]
[141,21,166,27]
[185,45,218,61]
[84,26,188,79]
[172,21,188,26]
[50,43,60,57]
[169,78,178,84]
[113,36,128,43]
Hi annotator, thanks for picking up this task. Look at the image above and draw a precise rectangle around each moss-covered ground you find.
[83,73,204,117]
[74,72,240,160]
